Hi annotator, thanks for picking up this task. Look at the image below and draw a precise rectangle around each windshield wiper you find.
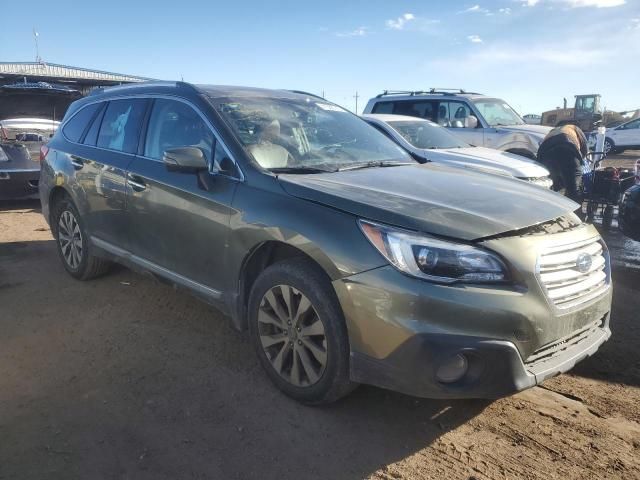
[337,161,415,172]
[269,166,337,174]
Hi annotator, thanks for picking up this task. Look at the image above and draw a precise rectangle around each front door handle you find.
[127,174,147,192]
[70,156,84,170]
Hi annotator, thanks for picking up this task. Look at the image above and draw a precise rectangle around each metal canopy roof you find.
[0,62,151,83]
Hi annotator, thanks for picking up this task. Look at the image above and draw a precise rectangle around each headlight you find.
[359,220,509,284]
[0,146,8,162]
[528,176,553,189]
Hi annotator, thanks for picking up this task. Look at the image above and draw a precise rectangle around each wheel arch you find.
[233,241,335,331]
[48,186,73,229]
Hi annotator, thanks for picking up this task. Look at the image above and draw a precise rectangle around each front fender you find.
[225,181,387,290]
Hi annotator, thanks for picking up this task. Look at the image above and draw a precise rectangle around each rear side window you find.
[372,100,437,122]
[82,103,106,146]
[97,99,148,154]
[62,103,103,143]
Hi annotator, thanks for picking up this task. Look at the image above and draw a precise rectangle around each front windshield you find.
[213,95,413,171]
[472,99,525,126]
[388,120,469,150]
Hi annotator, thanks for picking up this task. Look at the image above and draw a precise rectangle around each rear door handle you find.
[127,174,147,192]
[70,156,84,170]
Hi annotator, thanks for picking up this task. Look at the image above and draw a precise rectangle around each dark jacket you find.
[538,125,588,163]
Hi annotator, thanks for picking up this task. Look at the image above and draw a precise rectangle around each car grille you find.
[525,316,605,367]
[537,236,610,309]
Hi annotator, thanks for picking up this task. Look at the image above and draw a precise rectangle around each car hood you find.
[499,124,552,140]
[278,163,577,241]
[425,147,550,179]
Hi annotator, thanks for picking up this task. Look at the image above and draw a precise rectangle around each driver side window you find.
[144,99,214,162]
[440,101,473,128]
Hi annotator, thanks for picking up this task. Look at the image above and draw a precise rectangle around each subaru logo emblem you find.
[576,252,592,273]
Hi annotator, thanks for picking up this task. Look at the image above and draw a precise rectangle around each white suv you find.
[602,118,640,155]
[363,89,551,159]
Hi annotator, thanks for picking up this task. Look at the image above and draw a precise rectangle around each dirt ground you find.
[1,156,639,479]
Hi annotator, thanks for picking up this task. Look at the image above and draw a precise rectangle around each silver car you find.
[363,114,552,188]
[363,89,552,159]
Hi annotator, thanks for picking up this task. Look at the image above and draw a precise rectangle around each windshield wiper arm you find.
[269,166,337,174]
[337,161,415,172]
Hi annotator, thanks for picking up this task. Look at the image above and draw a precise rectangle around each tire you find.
[52,196,111,280]
[248,258,355,405]
[602,205,614,230]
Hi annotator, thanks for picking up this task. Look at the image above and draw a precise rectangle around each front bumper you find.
[0,169,40,200]
[334,262,611,399]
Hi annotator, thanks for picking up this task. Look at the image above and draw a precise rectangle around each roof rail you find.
[376,90,429,98]
[376,88,483,98]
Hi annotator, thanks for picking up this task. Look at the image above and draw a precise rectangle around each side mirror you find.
[465,116,479,129]
[163,147,208,173]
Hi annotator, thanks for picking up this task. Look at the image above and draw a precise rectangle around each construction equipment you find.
[541,94,639,132]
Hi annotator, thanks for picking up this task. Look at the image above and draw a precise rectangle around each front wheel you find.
[52,197,111,280]
[248,259,355,405]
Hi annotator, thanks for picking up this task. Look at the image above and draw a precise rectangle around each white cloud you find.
[467,34,483,43]
[461,4,491,13]
[336,26,369,37]
[522,0,540,6]
[386,13,416,30]
[632,18,640,28]
[499,7,512,14]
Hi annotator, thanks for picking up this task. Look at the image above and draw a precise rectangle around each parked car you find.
[619,160,640,241]
[0,139,41,200]
[0,81,78,200]
[363,89,552,159]
[40,82,612,404]
[362,114,552,188]
[595,118,640,156]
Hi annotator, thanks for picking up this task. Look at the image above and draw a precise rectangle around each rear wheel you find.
[248,259,355,405]
[52,197,111,280]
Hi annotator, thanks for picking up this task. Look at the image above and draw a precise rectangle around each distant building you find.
[0,61,151,96]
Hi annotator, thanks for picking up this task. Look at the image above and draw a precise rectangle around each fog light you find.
[436,354,468,383]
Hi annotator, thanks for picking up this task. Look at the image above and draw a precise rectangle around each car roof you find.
[370,92,493,103]
[85,81,320,101]
[64,81,326,120]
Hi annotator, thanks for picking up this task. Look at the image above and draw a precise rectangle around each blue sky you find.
[1,0,638,115]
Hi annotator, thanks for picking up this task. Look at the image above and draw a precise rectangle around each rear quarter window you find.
[62,103,103,143]
[82,103,106,146]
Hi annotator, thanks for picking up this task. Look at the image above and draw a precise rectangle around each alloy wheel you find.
[58,210,83,269]
[258,285,327,387]
[604,140,612,156]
